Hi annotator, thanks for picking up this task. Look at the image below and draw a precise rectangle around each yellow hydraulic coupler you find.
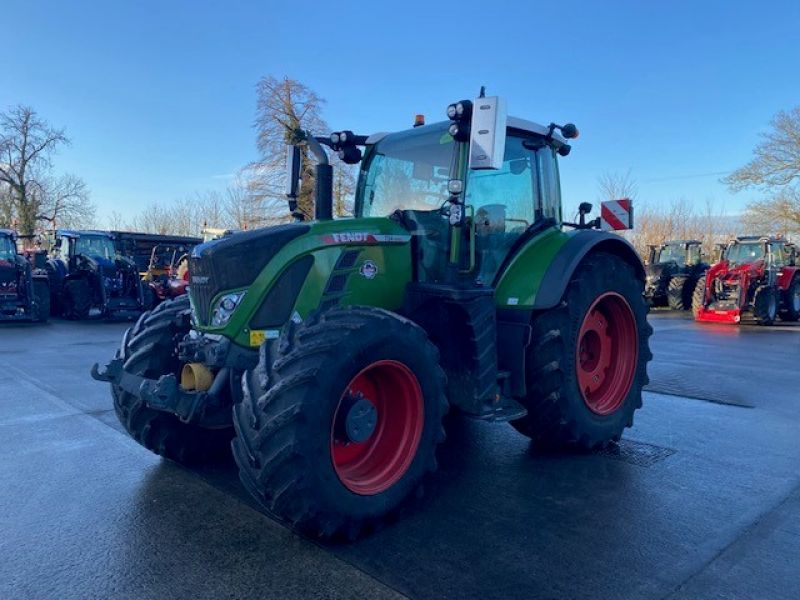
[180,363,214,391]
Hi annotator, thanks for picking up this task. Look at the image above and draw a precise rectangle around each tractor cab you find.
[647,240,702,267]
[354,118,567,287]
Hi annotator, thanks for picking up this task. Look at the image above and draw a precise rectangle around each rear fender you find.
[495,229,645,310]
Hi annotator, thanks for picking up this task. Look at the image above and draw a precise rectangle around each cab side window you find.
[466,135,537,229]
[465,135,540,283]
[770,243,786,267]
[536,145,562,222]
[687,245,701,265]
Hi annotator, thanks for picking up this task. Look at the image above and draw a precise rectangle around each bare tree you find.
[36,173,94,229]
[740,188,800,236]
[0,106,69,235]
[724,107,800,191]
[724,107,800,234]
[597,169,638,203]
[248,76,356,221]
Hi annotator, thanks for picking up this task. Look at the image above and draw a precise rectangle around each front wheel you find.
[667,276,694,311]
[779,278,800,322]
[692,275,707,318]
[62,278,91,320]
[113,296,233,464]
[232,306,448,539]
[31,279,50,322]
[753,285,777,326]
[511,251,652,449]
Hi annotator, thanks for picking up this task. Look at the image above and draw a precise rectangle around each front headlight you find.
[210,291,246,327]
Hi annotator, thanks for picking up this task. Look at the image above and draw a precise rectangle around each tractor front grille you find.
[188,256,216,325]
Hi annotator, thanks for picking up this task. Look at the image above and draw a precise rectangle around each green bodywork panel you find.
[196,218,412,348]
[493,225,573,309]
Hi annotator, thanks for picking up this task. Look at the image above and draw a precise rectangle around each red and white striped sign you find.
[600,198,633,231]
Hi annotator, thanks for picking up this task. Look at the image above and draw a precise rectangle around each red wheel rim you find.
[331,360,424,495]
[575,292,638,415]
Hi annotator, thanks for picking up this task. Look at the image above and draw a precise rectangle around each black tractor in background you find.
[644,240,708,310]
[45,229,149,319]
[0,229,49,322]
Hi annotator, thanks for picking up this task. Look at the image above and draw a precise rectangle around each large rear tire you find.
[62,278,91,320]
[113,295,233,464]
[778,278,800,322]
[511,252,652,449]
[232,306,448,539]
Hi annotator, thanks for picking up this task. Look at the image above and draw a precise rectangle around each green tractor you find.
[93,93,652,538]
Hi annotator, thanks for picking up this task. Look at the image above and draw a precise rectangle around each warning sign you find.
[600,198,633,231]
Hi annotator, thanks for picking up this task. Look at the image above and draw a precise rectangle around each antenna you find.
[478,86,486,98]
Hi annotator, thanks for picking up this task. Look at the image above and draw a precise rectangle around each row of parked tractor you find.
[0,227,210,323]
[645,236,800,325]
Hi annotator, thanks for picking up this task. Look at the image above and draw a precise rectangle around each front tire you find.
[667,276,694,311]
[113,296,233,464]
[62,278,91,320]
[779,278,800,322]
[511,252,652,449]
[692,275,707,318]
[31,279,50,322]
[232,306,448,539]
[753,285,777,326]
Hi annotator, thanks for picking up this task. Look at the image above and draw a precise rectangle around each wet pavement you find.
[1,311,798,599]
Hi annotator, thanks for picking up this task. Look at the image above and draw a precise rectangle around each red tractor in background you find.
[142,244,190,308]
[692,236,800,325]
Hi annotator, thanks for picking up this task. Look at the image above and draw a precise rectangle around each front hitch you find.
[91,358,231,427]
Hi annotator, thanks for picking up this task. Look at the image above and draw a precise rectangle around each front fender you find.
[495,228,645,310]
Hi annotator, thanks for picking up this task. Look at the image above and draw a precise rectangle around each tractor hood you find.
[709,259,764,282]
[188,223,310,325]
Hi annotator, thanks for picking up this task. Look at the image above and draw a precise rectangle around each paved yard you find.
[0,312,798,599]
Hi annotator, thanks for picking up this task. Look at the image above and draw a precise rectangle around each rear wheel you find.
[753,285,777,326]
[667,276,694,311]
[113,296,233,464]
[62,278,91,320]
[31,279,50,322]
[779,278,800,322]
[692,275,707,318]
[233,306,448,539]
[511,252,652,449]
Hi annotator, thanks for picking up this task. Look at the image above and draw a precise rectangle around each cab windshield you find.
[355,123,453,217]
[726,242,765,265]
[75,235,116,260]
[0,236,16,261]
[657,244,686,264]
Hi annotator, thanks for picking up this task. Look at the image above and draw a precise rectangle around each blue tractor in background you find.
[45,230,150,319]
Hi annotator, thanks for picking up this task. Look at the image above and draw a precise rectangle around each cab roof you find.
[0,228,16,239]
[366,116,568,146]
[56,229,114,239]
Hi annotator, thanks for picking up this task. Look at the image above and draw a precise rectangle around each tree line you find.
[3,81,798,247]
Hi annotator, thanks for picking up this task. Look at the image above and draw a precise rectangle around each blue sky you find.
[2,0,799,224]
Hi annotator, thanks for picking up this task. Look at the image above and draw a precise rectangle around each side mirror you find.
[560,123,579,139]
[285,145,302,199]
